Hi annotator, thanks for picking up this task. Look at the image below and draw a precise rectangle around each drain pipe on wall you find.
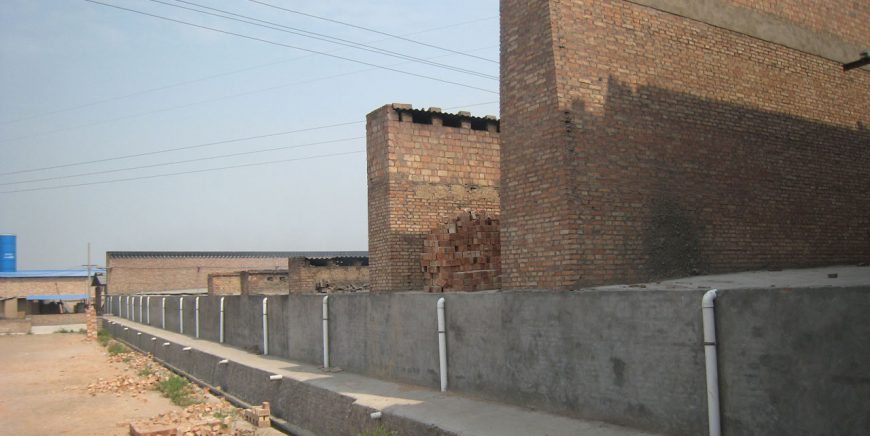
[437,297,447,392]
[179,297,184,334]
[322,296,330,369]
[262,297,269,356]
[195,296,200,339]
[219,297,225,343]
[702,289,721,436]
[161,297,166,329]
[139,296,143,323]
[146,297,151,325]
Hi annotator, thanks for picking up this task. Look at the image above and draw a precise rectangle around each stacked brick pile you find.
[422,210,500,292]
[86,305,97,340]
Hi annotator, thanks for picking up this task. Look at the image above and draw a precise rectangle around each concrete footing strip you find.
[104,316,660,436]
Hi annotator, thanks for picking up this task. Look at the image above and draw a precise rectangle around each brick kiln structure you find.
[367,104,500,292]
[499,0,870,289]
[422,210,501,292]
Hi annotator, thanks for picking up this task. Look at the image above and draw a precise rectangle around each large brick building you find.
[499,0,870,289]
[106,251,366,294]
[367,104,500,292]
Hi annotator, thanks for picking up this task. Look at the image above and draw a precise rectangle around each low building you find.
[0,269,103,333]
[287,256,369,293]
[106,251,367,295]
[208,270,289,296]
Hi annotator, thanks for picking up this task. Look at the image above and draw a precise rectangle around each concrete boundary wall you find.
[107,287,869,436]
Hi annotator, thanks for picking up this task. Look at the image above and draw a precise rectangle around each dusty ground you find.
[0,333,278,436]
[0,333,177,435]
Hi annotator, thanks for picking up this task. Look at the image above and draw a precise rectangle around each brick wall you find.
[0,277,88,299]
[422,210,501,292]
[367,104,501,292]
[207,273,242,295]
[287,258,369,293]
[243,271,289,295]
[499,0,870,289]
[107,255,287,294]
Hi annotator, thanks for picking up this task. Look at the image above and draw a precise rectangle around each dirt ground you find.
[0,333,178,435]
[0,333,278,436]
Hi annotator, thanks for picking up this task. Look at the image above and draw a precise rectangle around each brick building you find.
[499,0,870,289]
[367,104,500,292]
[287,256,369,293]
[106,251,366,294]
[207,270,289,295]
[0,269,102,319]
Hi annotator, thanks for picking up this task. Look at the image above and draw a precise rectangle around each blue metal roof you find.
[26,294,88,301]
[0,268,105,278]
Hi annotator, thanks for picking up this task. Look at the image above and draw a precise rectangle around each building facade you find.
[499,0,870,289]
[367,104,501,292]
[106,251,366,294]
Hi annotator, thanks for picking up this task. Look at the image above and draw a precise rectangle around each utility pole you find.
[87,242,91,306]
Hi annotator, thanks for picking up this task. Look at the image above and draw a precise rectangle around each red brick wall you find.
[367,104,501,292]
[287,258,369,293]
[108,256,287,294]
[500,0,870,289]
[725,0,869,46]
[422,210,501,292]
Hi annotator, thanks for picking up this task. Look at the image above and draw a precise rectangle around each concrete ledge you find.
[104,317,658,436]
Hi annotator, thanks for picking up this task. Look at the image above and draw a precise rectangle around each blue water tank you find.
[0,234,16,272]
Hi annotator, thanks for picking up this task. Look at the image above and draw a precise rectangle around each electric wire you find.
[0,45,495,145]
[154,0,496,80]
[249,0,498,64]
[0,100,496,178]
[0,15,495,126]
[81,0,497,94]
[0,121,363,177]
[0,136,363,186]
[0,149,365,194]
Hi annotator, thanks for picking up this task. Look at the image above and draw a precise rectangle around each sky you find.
[0,0,500,269]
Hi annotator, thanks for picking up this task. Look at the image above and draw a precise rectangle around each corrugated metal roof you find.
[0,269,106,278]
[106,251,367,259]
[26,294,88,301]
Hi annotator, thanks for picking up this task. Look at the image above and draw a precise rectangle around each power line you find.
[0,45,496,145]
[0,100,496,178]
[155,0,496,80]
[0,15,495,126]
[0,136,362,186]
[0,149,365,195]
[249,0,499,64]
[0,121,363,177]
[82,0,498,94]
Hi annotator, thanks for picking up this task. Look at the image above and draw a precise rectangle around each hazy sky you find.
[0,0,499,269]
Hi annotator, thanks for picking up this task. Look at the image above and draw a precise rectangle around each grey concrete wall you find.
[446,290,706,435]
[286,295,325,365]
[716,287,870,436]
[105,287,870,436]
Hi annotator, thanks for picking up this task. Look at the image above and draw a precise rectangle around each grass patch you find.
[157,375,198,407]
[97,329,111,346]
[107,341,129,355]
[139,366,156,377]
[358,424,398,436]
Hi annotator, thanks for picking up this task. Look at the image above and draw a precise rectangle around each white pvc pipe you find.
[322,296,330,369]
[179,297,184,334]
[146,296,151,325]
[262,297,269,355]
[195,297,200,338]
[161,297,166,329]
[437,297,447,392]
[139,296,143,323]
[127,296,131,319]
[702,289,721,436]
[219,297,225,343]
